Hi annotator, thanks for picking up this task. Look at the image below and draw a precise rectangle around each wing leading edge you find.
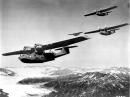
[2,50,33,56]
[2,36,90,56]
[84,23,129,34]
[84,5,118,17]
[100,6,118,12]
[41,36,90,50]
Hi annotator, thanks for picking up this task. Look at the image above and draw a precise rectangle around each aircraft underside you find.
[19,53,55,63]
[18,47,70,63]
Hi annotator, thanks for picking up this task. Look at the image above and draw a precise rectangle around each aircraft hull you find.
[19,47,70,63]
[20,58,45,63]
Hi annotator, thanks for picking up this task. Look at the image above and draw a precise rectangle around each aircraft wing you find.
[84,6,117,16]
[55,45,78,50]
[2,36,90,56]
[41,36,90,50]
[99,6,118,12]
[84,12,96,16]
[68,34,75,35]
[2,50,33,56]
[103,23,129,30]
[84,29,100,34]
[68,32,83,36]
[84,23,129,34]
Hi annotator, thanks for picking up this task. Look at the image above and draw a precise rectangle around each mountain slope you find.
[0,68,16,76]
[42,67,130,97]
[0,89,9,97]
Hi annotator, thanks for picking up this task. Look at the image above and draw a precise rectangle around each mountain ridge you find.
[43,67,130,97]
[17,67,130,97]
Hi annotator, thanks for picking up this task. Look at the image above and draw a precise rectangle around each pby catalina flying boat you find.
[84,6,118,17]
[2,36,90,63]
[84,23,129,36]
[68,32,83,36]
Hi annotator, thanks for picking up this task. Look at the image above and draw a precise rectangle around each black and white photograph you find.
[1,0,130,97]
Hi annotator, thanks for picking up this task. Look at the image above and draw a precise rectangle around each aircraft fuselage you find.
[100,30,116,35]
[18,47,70,63]
[96,11,110,16]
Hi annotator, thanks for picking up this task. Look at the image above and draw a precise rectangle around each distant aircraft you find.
[2,36,90,63]
[84,23,129,36]
[68,32,83,36]
[84,6,118,17]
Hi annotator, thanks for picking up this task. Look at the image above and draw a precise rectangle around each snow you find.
[0,66,57,97]
[0,66,129,97]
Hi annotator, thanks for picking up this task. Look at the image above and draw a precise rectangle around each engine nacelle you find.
[23,46,34,53]
[34,44,44,55]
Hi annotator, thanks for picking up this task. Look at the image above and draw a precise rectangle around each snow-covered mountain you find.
[42,67,130,97]
[0,89,9,97]
[0,66,59,97]
[1,66,130,97]
[102,67,130,74]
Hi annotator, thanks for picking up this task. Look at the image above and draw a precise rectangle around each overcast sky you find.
[1,0,129,69]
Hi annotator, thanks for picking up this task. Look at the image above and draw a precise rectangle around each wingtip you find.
[84,14,90,17]
[111,5,118,8]
[123,23,129,26]
[84,14,89,17]
[114,5,118,8]
[2,53,7,56]
[126,23,129,25]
